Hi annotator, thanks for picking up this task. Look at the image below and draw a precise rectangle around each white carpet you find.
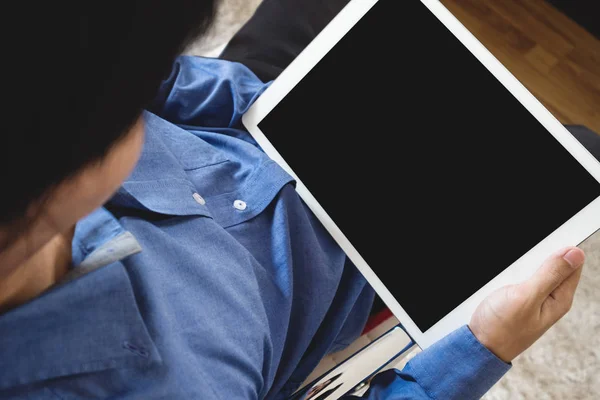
[185,0,263,58]
[189,1,600,398]
[485,235,600,400]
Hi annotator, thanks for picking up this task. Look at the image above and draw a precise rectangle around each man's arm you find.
[350,326,509,399]
[350,247,585,399]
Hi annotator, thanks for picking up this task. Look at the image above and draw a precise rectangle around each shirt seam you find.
[419,373,438,400]
[412,348,440,400]
[76,239,88,261]
[184,158,230,172]
[48,387,66,400]
[193,368,225,400]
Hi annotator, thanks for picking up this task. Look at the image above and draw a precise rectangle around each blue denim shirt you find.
[0,57,509,399]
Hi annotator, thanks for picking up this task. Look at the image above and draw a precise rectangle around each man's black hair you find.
[1,0,217,229]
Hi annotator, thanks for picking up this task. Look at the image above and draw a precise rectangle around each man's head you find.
[0,1,217,272]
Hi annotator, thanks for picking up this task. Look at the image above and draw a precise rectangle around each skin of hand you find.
[469,246,585,363]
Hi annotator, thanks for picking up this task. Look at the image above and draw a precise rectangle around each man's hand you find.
[470,247,585,363]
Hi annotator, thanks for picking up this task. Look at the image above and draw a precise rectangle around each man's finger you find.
[523,247,585,301]
[542,264,583,323]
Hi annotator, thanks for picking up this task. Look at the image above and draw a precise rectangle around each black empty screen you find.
[258,0,600,331]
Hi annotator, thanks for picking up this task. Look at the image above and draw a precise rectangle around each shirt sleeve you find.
[148,56,269,129]
[350,325,510,400]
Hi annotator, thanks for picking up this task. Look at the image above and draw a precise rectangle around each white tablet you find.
[242,0,600,348]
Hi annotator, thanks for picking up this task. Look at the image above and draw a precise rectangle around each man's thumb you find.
[523,247,584,300]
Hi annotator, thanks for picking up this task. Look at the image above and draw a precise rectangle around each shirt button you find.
[233,200,247,211]
[192,193,206,205]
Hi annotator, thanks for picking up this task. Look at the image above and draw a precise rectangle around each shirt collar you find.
[107,112,213,218]
[71,207,125,266]
[0,112,199,390]
[0,210,150,390]
[68,207,142,282]
[0,259,161,390]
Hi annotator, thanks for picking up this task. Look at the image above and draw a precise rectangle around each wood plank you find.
[566,48,600,80]
[518,0,600,75]
[561,59,600,93]
[440,0,600,133]
[524,44,559,75]
[483,0,574,57]
[520,0,600,56]
[452,0,536,53]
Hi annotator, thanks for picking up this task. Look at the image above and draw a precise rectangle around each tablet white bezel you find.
[242,0,600,348]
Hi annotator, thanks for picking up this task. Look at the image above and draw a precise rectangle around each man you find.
[0,0,595,398]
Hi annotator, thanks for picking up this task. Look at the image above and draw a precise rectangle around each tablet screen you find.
[257,0,600,331]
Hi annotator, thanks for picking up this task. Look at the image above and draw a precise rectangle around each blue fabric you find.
[0,56,508,399]
[347,326,510,399]
[71,207,127,266]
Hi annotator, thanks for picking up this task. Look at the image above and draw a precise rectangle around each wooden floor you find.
[440,0,600,134]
